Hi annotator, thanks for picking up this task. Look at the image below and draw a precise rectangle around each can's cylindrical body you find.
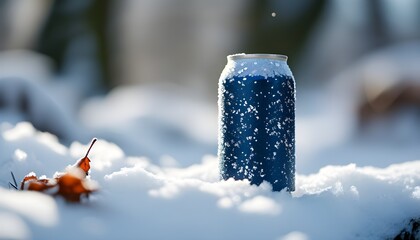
[218,54,295,191]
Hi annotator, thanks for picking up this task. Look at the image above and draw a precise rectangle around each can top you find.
[228,53,288,61]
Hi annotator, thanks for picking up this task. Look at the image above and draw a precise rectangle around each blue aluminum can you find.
[218,54,295,191]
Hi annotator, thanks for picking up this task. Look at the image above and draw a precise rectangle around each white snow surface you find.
[0,122,419,240]
[1,46,420,239]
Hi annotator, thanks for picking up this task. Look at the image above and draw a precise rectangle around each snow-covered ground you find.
[0,122,419,240]
[1,47,420,239]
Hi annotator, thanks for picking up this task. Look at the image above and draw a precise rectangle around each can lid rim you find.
[228,53,288,61]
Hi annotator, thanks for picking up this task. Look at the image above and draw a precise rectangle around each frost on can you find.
[218,53,295,191]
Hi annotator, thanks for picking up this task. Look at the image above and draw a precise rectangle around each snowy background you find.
[1,1,420,240]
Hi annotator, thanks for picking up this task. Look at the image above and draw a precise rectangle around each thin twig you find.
[85,138,97,158]
[8,172,18,190]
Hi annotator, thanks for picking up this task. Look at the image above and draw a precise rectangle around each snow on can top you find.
[220,53,293,81]
[227,53,288,61]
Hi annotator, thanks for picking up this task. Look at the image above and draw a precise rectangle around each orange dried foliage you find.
[19,138,98,203]
[56,171,94,203]
[20,175,37,188]
[75,157,91,175]
[21,176,55,192]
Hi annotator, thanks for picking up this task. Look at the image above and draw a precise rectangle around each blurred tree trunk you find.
[367,0,387,48]
[36,0,111,89]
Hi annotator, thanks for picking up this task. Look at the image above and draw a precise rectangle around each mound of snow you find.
[0,123,419,240]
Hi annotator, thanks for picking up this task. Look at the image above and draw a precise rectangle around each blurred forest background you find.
[4,0,420,94]
[1,0,420,171]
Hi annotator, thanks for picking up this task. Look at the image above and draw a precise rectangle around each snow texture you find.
[0,123,419,240]
[1,48,420,239]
